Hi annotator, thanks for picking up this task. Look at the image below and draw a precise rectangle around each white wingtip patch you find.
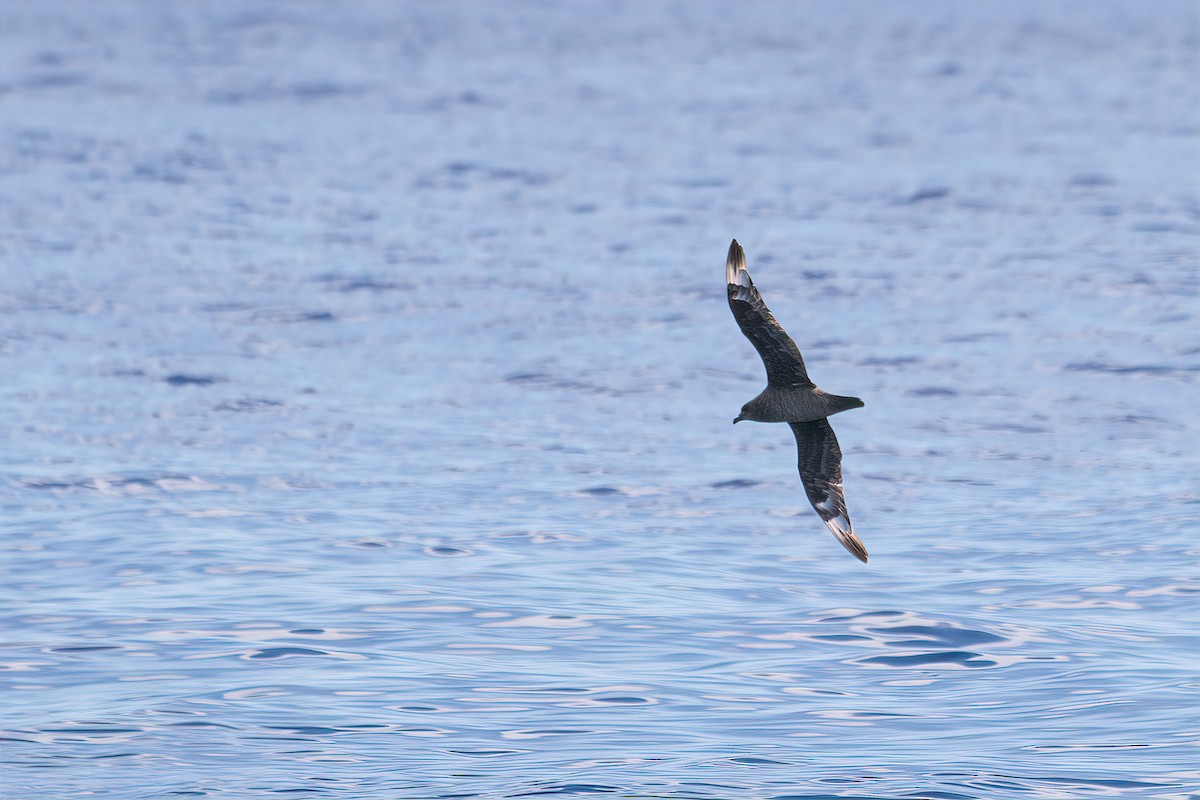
[730,269,755,302]
[726,241,750,291]
[822,513,869,563]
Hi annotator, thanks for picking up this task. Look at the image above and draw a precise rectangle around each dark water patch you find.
[1024,742,1161,752]
[318,274,409,292]
[730,756,788,765]
[86,752,139,760]
[424,545,474,557]
[336,537,393,548]
[943,332,1006,343]
[131,162,188,184]
[255,309,336,324]
[173,151,224,172]
[675,177,729,189]
[819,610,905,623]
[293,81,369,101]
[589,696,652,705]
[1064,362,1195,377]
[8,127,74,160]
[1039,775,1174,789]
[246,647,333,660]
[1122,272,1156,287]
[1070,173,1115,187]
[510,785,620,796]
[29,51,66,67]
[427,161,550,187]
[48,645,121,653]
[1155,312,1191,324]
[22,479,78,490]
[453,90,490,105]
[869,130,911,148]
[857,650,995,668]
[501,372,616,394]
[21,71,87,90]
[165,374,222,386]
[215,398,284,412]
[345,278,405,291]
[1130,220,1195,234]
[487,167,550,186]
[711,479,761,489]
[39,726,143,734]
[872,624,1006,648]
[499,728,609,738]
[897,186,951,204]
[505,372,549,383]
[199,301,255,313]
[266,725,341,735]
[859,356,922,368]
[907,386,957,397]
[207,82,368,105]
[22,474,200,492]
[579,486,622,496]
[981,422,1047,434]
[0,734,41,743]
[932,771,1176,794]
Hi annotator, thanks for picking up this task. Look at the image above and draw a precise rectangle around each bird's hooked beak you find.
[732,415,744,425]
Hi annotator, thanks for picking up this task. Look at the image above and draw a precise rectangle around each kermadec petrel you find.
[726,239,868,563]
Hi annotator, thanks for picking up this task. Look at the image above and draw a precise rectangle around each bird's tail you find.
[825,393,866,415]
[823,513,869,563]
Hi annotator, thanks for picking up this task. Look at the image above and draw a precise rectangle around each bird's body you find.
[736,385,864,424]
[725,239,869,563]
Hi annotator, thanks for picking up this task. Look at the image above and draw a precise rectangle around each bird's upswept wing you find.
[726,239,812,387]
[789,419,868,563]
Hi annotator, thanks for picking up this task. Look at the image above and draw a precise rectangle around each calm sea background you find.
[2,2,1197,798]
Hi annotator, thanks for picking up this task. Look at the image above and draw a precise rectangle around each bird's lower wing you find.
[789,419,868,563]
[726,240,813,387]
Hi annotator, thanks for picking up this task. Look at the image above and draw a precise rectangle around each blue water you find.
[2,1,1197,798]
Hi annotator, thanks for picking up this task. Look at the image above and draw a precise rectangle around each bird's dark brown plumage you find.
[726,239,869,563]
[790,419,866,563]
[726,240,812,388]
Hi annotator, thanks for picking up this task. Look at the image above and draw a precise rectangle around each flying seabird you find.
[726,239,869,563]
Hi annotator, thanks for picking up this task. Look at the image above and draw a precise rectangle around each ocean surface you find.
[2,2,1197,798]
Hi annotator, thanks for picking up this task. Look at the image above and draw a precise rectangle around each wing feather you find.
[726,240,812,387]
[789,419,868,563]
